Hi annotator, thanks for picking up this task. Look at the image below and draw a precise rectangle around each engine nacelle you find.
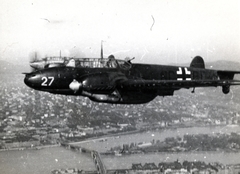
[89,94,120,103]
[82,90,157,104]
[81,73,118,94]
[68,73,118,94]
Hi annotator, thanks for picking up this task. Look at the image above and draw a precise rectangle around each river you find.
[0,147,95,174]
[0,125,240,174]
[76,125,240,152]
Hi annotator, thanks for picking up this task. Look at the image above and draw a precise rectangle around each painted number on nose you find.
[41,77,54,86]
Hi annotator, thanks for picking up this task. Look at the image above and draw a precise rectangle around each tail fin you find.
[190,56,205,69]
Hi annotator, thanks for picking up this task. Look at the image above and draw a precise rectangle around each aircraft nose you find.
[24,74,30,87]
[24,73,40,88]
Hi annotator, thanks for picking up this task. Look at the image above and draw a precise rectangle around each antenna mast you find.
[101,40,103,59]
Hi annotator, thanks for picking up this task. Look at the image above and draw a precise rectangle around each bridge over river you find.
[60,142,107,174]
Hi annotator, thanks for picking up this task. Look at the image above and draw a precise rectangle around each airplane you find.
[23,51,240,104]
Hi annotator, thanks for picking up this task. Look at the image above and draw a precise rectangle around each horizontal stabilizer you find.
[217,70,240,80]
[190,56,205,69]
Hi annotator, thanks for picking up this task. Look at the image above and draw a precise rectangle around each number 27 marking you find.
[41,77,54,86]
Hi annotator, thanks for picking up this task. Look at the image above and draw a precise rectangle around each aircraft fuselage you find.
[24,61,224,104]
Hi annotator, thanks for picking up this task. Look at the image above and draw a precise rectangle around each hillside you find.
[0,60,29,75]
[205,60,240,71]
[0,60,15,73]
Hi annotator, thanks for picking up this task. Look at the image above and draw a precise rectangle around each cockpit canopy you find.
[74,57,132,70]
[29,55,132,71]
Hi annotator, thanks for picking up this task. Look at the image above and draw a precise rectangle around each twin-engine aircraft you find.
[24,51,240,104]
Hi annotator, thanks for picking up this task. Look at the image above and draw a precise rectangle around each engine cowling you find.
[81,89,157,104]
[86,93,120,103]
[69,73,123,94]
[81,73,123,94]
[83,76,114,93]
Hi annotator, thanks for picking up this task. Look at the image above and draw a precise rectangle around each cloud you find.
[0,0,240,64]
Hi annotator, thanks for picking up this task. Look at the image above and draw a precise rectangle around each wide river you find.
[0,147,95,174]
[1,126,240,174]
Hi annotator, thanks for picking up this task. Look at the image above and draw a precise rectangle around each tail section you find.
[217,70,240,94]
[190,56,205,69]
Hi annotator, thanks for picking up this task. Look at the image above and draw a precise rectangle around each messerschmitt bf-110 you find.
[24,46,240,104]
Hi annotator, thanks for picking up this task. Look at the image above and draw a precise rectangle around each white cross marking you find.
[177,67,182,75]
[177,67,183,80]
[185,67,191,80]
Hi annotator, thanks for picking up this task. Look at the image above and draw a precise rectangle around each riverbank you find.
[0,144,60,152]
[102,151,240,169]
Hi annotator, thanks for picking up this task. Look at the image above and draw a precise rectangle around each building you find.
[159,161,187,174]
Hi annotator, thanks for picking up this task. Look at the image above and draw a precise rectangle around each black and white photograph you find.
[0,0,240,173]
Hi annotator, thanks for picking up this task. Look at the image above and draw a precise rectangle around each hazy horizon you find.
[1,0,240,65]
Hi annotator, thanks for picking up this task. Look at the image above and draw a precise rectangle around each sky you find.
[0,0,240,65]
